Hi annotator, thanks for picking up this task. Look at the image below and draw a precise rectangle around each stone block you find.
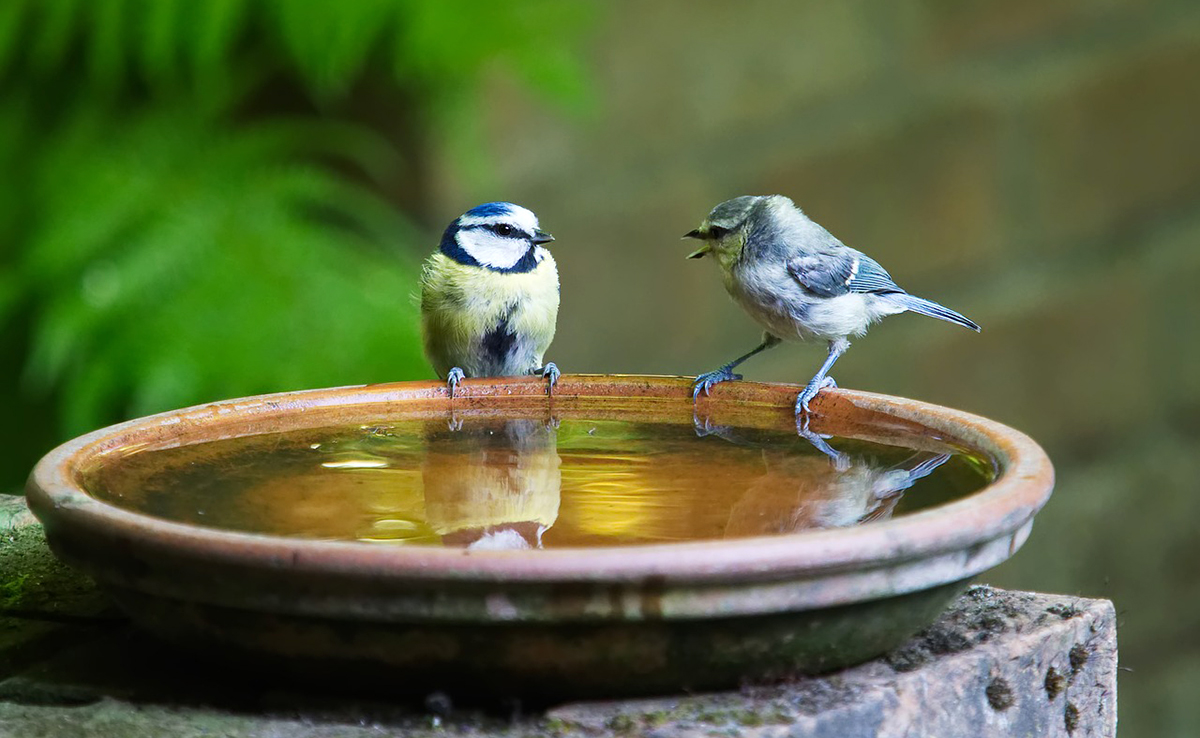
[0,498,111,622]
[548,587,1116,738]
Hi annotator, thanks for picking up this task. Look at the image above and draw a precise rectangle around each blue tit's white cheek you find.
[457,230,530,270]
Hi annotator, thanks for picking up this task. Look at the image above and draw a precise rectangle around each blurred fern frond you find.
[0,0,595,107]
[11,104,426,434]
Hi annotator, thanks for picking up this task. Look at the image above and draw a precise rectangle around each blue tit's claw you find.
[539,363,560,396]
[446,367,466,398]
[691,366,743,401]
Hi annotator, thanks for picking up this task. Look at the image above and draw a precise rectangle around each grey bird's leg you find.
[795,337,849,415]
[446,367,466,398]
[692,334,782,400]
[534,362,560,396]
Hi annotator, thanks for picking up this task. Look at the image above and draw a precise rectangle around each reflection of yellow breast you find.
[421,450,561,535]
[420,420,561,536]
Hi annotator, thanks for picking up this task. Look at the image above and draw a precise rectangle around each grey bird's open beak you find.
[681,229,705,261]
[683,229,710,259]
[531,230,554,245]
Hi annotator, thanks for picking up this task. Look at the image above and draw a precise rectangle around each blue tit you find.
[684,195,980,415]
[420,202,561,396]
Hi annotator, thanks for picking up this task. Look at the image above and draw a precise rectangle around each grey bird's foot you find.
[536,363,560,396]
[692,365,742,400]
[446,367,466,398]
[794,375,837,415]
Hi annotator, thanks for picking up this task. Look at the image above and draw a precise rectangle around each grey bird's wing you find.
[786,250,904,297]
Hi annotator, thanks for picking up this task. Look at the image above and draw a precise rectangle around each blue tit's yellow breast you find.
[420,251,559,377]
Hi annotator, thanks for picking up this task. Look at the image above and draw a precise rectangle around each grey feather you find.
[883,294,981,332]
[787,252,902,297]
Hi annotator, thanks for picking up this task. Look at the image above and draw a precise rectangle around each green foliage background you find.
[0,1,595,489]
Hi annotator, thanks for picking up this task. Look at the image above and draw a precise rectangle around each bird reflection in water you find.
[422,416,561,550]
[694,411,951,535]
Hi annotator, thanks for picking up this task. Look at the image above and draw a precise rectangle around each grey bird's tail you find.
[890,294,981,332]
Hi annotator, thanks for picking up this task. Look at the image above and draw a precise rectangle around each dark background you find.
[2,2,1197,734]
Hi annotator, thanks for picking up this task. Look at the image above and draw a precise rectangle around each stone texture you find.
[547,586,1116,738]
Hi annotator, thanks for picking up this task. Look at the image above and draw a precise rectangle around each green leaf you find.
[29,0,80,74]
[0,0,28,77]
[186,0,245,79]
[138,0,185,90]
[20,105,429,432]
[269,0,395,101]
[86,0,127,91]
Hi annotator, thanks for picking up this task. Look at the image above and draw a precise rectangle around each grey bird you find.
[684,195,980,416]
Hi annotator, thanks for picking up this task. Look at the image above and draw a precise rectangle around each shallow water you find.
[79,415,994,549]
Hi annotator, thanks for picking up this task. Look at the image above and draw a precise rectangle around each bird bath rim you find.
[26,375,1053,620]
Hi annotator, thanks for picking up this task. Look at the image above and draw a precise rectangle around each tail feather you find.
[890,294,981,332]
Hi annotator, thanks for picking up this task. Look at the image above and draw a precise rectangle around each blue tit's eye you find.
[708,226,728,239]
[493,223,514,237]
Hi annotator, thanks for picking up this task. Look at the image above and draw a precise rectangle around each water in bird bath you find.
[77,415,993,549]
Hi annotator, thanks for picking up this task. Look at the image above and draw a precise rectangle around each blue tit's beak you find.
[683,229,704,240]
[532,229,554,245]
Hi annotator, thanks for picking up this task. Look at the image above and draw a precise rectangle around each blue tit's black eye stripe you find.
[461,222,529,239]
[708,226,728,239]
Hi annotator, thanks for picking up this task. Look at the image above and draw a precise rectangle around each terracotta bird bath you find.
[26,375,1053,698]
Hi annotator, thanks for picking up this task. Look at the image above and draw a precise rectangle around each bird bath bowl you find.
[26,375,1053,699]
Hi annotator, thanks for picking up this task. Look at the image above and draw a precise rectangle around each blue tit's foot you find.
[535,363,560,396]
[692,365,742,400]
[446,367,466,398]
[794,375,837,415]
[447,411,463,432]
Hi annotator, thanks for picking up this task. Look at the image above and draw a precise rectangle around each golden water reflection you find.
[81,413,989,548]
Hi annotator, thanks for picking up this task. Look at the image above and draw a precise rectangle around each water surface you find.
[80,415,994,549]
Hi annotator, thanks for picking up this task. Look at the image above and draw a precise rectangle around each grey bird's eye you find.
[494,224,514,237]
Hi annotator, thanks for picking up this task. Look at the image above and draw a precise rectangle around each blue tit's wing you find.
[787,250,904,297]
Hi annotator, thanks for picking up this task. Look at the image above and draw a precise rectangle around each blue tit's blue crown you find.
[463,201,517,219]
